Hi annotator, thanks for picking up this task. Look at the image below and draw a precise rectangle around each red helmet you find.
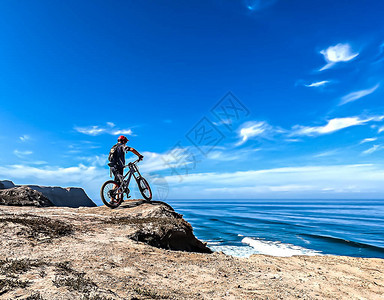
[117,135,128,143]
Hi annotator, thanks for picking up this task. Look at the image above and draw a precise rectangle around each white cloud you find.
[362,145,381,155]
[128,148,199,174]
[237,121,276,145]
[163,164,384,199]
[139,151,184,173]
[305,81,330,88]
[360,137,377,144]
[320,43,359,71]
[112,129,134,136]
[19,135,30,142]
[213,119,232,127]
[340,84,380,105]
[379,126,384,134]
[14,150,33,158]
[291,116,383,136]
[74,123,134,136]
[74,126,106,136]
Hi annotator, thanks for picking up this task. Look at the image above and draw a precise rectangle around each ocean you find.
[166,199,384,258]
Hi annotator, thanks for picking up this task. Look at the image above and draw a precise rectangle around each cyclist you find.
[109,135,143,185]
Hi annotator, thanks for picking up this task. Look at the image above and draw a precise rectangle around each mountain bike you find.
[100,159,152,208]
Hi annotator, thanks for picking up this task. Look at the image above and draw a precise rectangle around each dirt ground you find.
[0,201,383,299]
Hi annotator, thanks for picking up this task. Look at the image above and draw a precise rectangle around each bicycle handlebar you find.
[124,158,141,168]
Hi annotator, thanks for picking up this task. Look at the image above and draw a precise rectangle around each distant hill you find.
[0,180,96,208]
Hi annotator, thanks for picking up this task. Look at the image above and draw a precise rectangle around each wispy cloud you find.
[74,122,134,136]
[13,150,33,158]
[305,80,330,88]
[373,42,384,64]
[362,145,381,155]
[313,150,339,158]
[339,84,380,106]
[213,119,232,127]
[76,154,109,167]
[320,43,359,71]
[236,121,278,146]
[291,116,384,136]
[245,0,278,11]
[139,150,190,173]
[75,126,106,136]
[207,147,261,162]
[360,137,377,144]
[19,135,31,142]
[111,129,133,135]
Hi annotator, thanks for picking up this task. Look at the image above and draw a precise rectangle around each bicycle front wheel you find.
[138,177,152,201]
[100,180,123,208]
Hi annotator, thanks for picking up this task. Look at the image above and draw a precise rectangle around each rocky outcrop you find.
[121,204,212,253]
[0,202,382,300]
[0,180,96,208]
[0,186,53,207]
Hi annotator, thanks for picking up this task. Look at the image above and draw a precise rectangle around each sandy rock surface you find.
[0,201,383,299]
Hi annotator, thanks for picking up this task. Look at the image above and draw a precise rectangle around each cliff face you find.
[0,201,383,299]
[26,185,96,208]
[0,180,96,208]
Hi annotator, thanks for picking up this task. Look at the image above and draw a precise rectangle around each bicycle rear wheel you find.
[138,177,152,201]
[100,180,123,208]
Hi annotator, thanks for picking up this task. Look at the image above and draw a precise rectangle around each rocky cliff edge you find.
[0,201,383,299]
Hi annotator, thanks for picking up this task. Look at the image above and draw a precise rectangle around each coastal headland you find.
[0,200,383,299]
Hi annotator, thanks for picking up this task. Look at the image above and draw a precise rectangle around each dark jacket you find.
[114,143,127,168]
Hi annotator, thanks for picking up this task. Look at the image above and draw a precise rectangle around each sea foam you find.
[241,237,323,257]
[209,236,323,258]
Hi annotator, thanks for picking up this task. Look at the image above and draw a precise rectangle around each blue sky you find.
[1,0,384,204]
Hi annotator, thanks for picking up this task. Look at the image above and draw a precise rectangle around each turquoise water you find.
[166,199,384,258]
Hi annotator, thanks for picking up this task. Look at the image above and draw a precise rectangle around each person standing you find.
[108,135,143,185]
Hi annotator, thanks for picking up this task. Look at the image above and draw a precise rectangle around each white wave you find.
[206,241,222,246]
[241,237,322,257]
[209,245,256,258]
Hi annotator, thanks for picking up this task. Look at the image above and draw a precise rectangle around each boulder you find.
[0,186,53,207]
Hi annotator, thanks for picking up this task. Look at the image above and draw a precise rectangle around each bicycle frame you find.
[115,159,142,195]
